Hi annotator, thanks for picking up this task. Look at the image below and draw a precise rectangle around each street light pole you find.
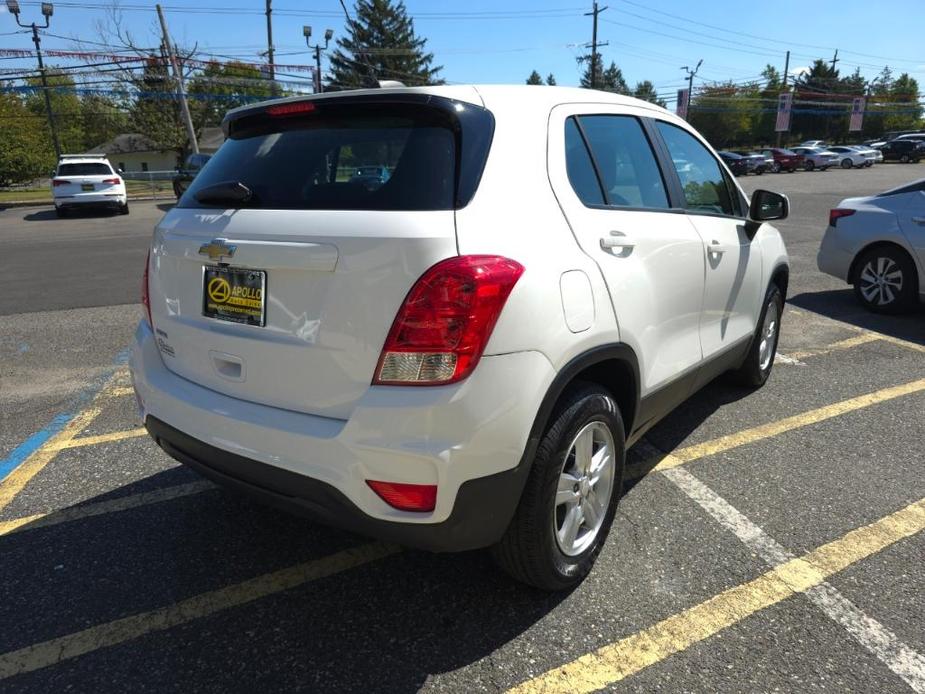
[681,59,702,122]
[7,1,61,159]
[303,26,333,94]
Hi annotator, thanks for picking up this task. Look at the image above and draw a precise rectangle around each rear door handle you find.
[912,217,925,225]
[600,230,635,251]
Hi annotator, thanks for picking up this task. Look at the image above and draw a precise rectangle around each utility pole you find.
[681,59,702,122]
[776,50,790,147]
[156,4,198,154]
[303,26,333,94]
[6,1,60,159]
[829,49,839,72]
[584,2,608,90]
[265,0,276,93]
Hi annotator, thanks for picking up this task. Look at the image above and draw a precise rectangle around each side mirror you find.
[745,189,788,237]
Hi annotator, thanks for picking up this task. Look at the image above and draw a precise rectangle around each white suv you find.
[131,86,789,589]
[52,154,128,217]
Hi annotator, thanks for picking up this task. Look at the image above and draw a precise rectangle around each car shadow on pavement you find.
[22,208,119,222]
[790,289,925,347]
[3,467,571,692]
[156,203,175,212]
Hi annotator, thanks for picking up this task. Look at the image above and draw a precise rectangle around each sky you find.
[2,0,924,104]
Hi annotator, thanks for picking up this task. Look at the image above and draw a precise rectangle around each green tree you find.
[688,82,754,148]
[526,70,543,85]
[633,80,665,106]
[0,92,54,185]
[884,73,922,133]
[753,64,783,145]
[545,73,557,86]
[130,55,187,158]
[328,0,442,88]
[79,93,130,151]
[862,67,893,139]
[25,70,84,154]
[580,56,629,94]
[188,60,274,128]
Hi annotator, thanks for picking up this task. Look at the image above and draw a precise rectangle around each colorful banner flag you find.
[775,92,792,132]
[849,96,865,132]
[676,88,689,119]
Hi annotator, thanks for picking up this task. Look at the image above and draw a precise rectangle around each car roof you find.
[58,156,111,164]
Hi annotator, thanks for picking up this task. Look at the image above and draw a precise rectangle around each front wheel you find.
[853,246,918,314]
[771,162,781,173]
[805,161,815,171]
[731,285,783,387]
[492,383,625,591]
[900,154,910,163]
[841,158,853,169]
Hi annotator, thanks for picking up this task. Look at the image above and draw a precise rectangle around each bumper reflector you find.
[366,480,437,512]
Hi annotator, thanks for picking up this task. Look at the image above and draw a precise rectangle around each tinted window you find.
[656,122,738,216]
[182,101,489,211]
[57,163,112,176]
[576,115,669,209]
[564,118,605,206]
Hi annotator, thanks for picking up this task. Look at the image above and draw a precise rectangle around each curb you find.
[0,195,174,210]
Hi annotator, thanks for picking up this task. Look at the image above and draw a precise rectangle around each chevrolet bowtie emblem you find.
[198,239,237,260]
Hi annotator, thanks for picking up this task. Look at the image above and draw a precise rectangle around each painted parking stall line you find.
[506,496,925,694]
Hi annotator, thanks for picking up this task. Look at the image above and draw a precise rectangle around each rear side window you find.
[57,163,112,176]
[567,115,669,209]
[564,118,605,205]
[182,100,493,211]
[656,121,739,217]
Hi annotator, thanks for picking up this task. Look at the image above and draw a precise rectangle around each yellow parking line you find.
[0,481,213,537]
[625,378,925,479]
[47,428,148,451]
[507,496,925,694]
[0,542,400,679]
[101,386,136,399]
[785,332,882,361]
[0,372,127,514]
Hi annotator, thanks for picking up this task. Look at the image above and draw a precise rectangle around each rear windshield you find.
[57,163,112,176]
[181,99,493,211]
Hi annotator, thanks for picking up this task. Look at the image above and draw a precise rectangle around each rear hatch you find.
[53,161,118,198]
[148,93,493,420]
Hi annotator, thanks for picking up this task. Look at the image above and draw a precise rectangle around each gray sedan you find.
[792,146,840,171]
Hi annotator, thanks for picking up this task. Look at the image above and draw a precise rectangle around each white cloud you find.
[790,66,810,77]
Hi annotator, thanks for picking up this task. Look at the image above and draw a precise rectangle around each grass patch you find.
[0,181,175,204]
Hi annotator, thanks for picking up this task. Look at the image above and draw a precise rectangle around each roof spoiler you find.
[59,153,108,159]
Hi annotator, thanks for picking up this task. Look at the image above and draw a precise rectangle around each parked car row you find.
[717,140,916,176]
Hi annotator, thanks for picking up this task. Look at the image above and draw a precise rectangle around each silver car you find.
[792,146,839,171]
[826,146,873,168]
[847,145,882,163]
[817,178,925,313]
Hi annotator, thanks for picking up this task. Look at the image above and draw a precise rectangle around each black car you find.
[173,153,212,197]
[876,140,924,163]
[718,151,750,176]
[731,151,769,174]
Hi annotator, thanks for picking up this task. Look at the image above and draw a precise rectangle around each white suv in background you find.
[131,86,789,590]
[52,154,128,217]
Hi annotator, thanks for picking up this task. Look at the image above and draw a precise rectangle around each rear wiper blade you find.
[194,180,254,205]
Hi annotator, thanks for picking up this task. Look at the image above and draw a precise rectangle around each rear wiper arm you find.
[194,180,254,205]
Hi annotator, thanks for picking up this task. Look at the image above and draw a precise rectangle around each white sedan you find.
[792,146,839,171]
[826,146,872,168]
[818,178,925,312]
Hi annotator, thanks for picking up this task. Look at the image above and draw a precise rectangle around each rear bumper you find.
[130,320,555,551]
[55,192,126,208]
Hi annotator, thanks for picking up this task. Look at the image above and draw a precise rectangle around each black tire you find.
[173,182,184,198]
[841,158,853,169]
[55,206,66,218]
[492,383,626,591]
[755,169,763,175]
[900,154,910,163]
[771,162,781,173]
[852,246,918,314]
[119,202,130,215]
[731,285,783,387]
[804,161,815,171]
[788,167,796,173]
[821,166,829,171]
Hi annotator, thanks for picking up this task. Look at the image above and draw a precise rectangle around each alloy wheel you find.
[758,298,779,372]
[554,421,616,557]
[859,257,904,306]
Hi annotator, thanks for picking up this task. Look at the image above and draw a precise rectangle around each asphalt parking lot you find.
[1,164,924,692]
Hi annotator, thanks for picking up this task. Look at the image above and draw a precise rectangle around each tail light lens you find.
[102,177,121,185]
[366,481,437,512]
[52,179,70,186]
[141,249,152,327]
[829,208,856,226]
[373,255,524,385]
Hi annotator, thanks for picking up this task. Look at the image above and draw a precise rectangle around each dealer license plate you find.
[202,266,266,327]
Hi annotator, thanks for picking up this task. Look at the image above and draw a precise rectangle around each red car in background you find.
[759,148,805,173]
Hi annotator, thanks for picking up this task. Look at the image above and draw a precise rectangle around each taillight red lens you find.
[829,208,856,226]
[266,101,316,117]
[373,255,525,385]
[141,249,152,327]
[52,179,70,187]
[102,177,121,185]
[366,481,437,512]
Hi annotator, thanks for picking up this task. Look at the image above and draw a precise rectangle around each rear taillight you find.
[366,481,437,512]
[141,249,152,327]
[373,255,524,386]
[829,208,856,226]
[52,179,70,187]
[102,177,121,185]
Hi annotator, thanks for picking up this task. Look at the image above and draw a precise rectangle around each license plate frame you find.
[202,265,267,327]
[81,183,94,192]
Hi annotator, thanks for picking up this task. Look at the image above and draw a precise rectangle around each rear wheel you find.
[900,154,910,163]
[805,161,815,171]
[55,206,67,218]
[492,383,625,591]
[771,162,781,173]
[841,158,853,169]
[731,285,783,387]
[853,246,918,314]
